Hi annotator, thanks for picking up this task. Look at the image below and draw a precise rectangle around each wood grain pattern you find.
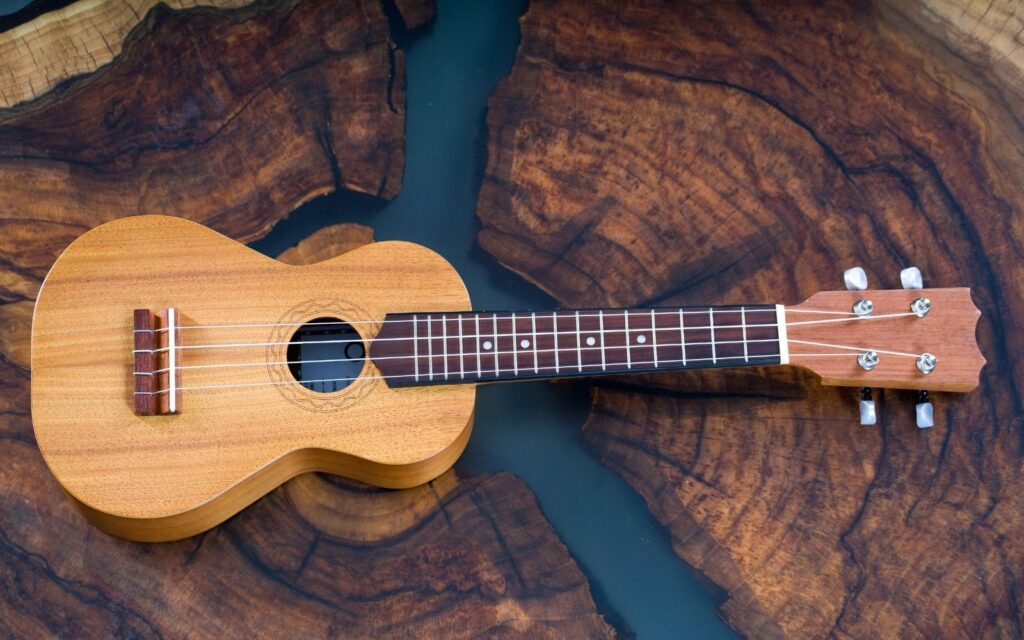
[0,0,432,543]
[33,215,476,540]
[2,1,608,634]
[276,222,376,266]
[0,0,251,108]
[0,0,416,312]
[786,288,984,392]
[479,0,1024,637]
[4,221,615,637]
[392,0,436,34]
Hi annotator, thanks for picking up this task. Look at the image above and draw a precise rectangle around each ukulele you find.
[31,215,985,541]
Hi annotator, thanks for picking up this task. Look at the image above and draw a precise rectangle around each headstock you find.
[784,267,984,428]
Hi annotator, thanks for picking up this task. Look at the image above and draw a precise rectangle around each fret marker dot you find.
[483,340,493,350]
[636,334,647,344]
[521,339,530,348]
[586,336,596,346]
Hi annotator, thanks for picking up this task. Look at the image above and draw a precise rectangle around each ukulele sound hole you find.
[286,317,365,393]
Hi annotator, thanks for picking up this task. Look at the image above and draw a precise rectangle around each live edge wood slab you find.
[0,1,613,637]
[2,223,613,637]
[479,1,1024,638]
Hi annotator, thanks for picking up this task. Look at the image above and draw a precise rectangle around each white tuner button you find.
[844,267,868,291]
[916,391,934,429]
[860,400,877,426]
[901,266,923,290]
[859,388,876,426]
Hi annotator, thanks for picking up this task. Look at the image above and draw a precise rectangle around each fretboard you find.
[371,306,784,387]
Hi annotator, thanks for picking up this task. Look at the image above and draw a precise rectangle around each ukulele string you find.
[787,339,921,358]
[131,312,920,354]
[135,336,787,374]
[130,305,872,333]
[135,306,859,333]
[136,351,880,395]
[136,330,927,394]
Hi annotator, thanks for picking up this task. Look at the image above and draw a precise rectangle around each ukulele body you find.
[31,215,476,542]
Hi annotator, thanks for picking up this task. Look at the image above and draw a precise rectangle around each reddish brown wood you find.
[132,309,181,415]
[373,305,781,385]
[786,288,984,392]
[0,0,412,306]
[2,418,615,637]
[393,0,435,32]
[3,222,617,636]
[478,0,1024,637]
[132,309,156,415]
[1,1,613,636]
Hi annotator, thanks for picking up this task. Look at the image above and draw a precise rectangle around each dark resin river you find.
[250,1,738,637]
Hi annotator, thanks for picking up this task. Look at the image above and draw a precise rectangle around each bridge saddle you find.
[132,308,180,415]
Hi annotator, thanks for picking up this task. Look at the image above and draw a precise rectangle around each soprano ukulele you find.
[30,216,985,541]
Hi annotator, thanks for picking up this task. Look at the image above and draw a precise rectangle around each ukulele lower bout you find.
[31,215,476,542]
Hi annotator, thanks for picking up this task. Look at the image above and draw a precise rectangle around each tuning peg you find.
[859,387,877,426]
[900,266,923,290]
[844,267,868,291]
[915,390,934,429]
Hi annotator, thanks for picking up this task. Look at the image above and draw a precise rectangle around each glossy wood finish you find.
[0,0,250,108]
[371,290,985,392]
[5,219,616,637]
[32,215,476,541]
[0,0,412,288]
[39,213,984,547]
[374,306,782,384]
[786,288,984,392]
[479,0,1023,637]
[4,1,618,634]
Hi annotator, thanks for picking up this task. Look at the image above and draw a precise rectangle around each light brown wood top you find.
[31,215,476,540]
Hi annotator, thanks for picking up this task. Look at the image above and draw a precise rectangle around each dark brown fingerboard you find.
[371,306,781,387]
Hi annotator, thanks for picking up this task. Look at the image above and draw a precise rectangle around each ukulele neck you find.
[370,305,787,386]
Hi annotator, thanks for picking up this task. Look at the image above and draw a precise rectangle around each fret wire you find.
[599,310,606,371]
[475,314,482,379]
[492,313,499,377]
[575,310,582,372]
[427,316,434,381]
[741,306,748,363]
[553,312,560,373]
[457,315,465,379]
[512,312,518,376]
[531,312,539,374]
[624,311,632,369]
[679,308,686,366]
[413,314,419,382]
[650,308,658,368]
[442,314,449,380]
[710,308,717,364]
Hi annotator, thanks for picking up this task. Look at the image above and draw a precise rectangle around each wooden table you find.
[3,0,1022,637]
[0,1,613,637]
[479,1,1024,637]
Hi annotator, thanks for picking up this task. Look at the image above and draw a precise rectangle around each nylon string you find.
[134,309,926,394]
[138,351,862,395]
[132,311,919,354]
[132,305,863,333]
